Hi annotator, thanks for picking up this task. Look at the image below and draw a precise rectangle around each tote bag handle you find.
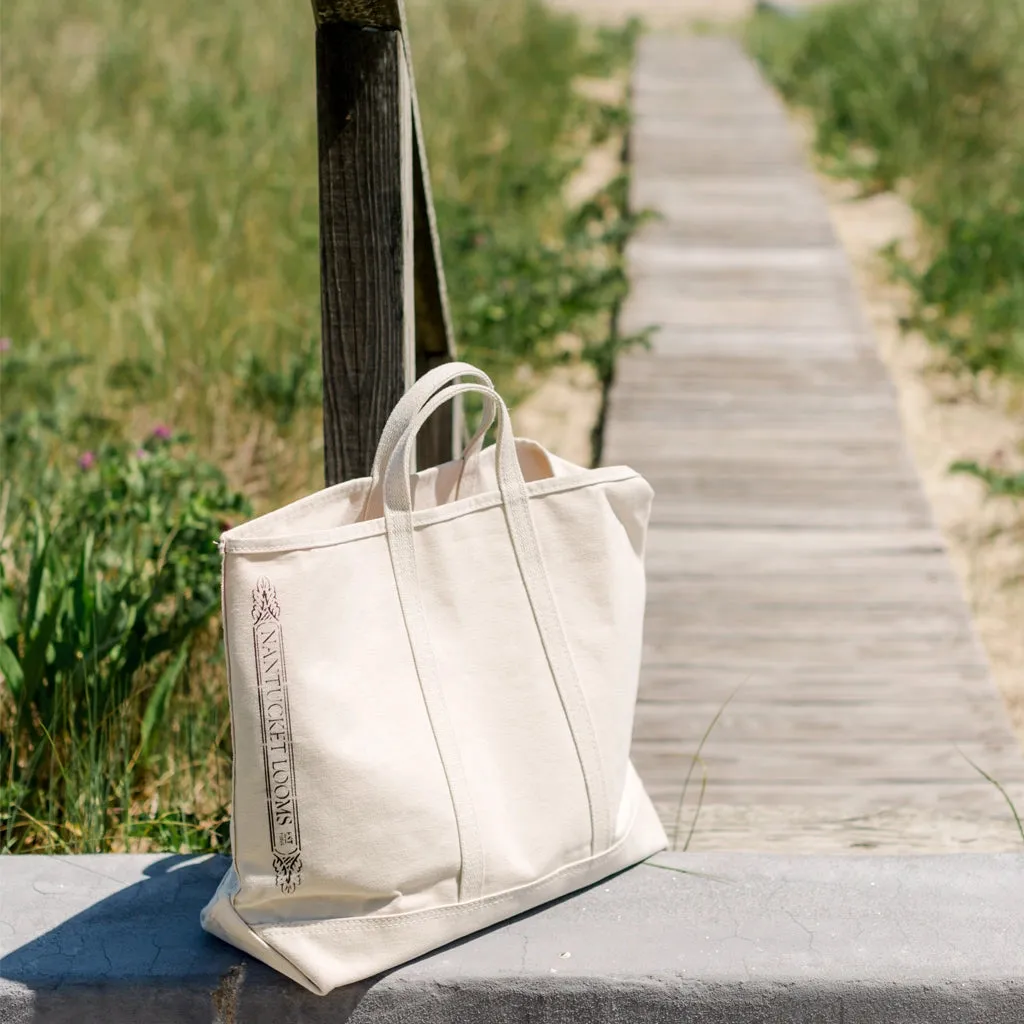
[381,383,611,906]
[359,362,497,520]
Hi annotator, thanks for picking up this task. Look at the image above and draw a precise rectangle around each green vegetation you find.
[747,0,1024,499]
[0,0,641,852]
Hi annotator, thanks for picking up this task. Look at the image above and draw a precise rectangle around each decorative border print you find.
[251,576,303,894]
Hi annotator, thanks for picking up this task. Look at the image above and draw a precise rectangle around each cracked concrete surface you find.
[1,853,1022,1021]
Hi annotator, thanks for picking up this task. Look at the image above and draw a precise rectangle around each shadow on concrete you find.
[0,852,620,1023]
[0,854,370,1022]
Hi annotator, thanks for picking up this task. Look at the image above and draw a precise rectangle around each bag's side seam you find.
[220,556,245,900]
[503,491,612,856]
[384,510,486,903]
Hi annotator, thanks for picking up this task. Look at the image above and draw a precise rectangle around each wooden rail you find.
[312,0,456,484]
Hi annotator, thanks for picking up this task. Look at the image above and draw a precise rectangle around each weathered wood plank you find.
[317,24,412,484]
[625,290,860,330]
[614,356,889,389]
[646,781,1024,811]
[621,327,869,358]
[635,661,993,689]
[635,741,1024,786]
[627,242,847,276]
[655,802,1024,851]
[632,217,840,249]
[631,140,806,176]
[316,10,454,482]
[628,267,854,299]
[633,701,1016,745]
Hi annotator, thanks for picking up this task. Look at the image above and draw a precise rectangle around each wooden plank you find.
[614,356,889,390]
[316,7,455,483]
[635,120,802,143]
[639,626,984,663]
[605,418,908,445]
[317,23,411,483]
[634,175,829,201]
[637,677,1004,711]
[645,782,1024,811]
[627,242,847,274]
[628,265,853,298]
[642,612,974,645]
[614,387,901,414]
[642,529,949,571]
[654,800,1024,854]
[633,741,1024,786]
[642,527,946,556]
[632,138,806,177]
[625,290,860,330]
[634,217,839,249]
[632,701,1016,745]
[635,661,993,689]
[620,327,869,358]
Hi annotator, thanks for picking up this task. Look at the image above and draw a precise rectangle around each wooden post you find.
[313,0,456,485]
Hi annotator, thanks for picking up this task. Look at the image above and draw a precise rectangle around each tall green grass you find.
[747,0,1024,379]
[0,0,639,853]
[1,1,639,488]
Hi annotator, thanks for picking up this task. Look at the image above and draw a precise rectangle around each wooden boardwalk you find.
[608,36,1024,851]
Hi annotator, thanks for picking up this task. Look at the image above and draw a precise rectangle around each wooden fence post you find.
[312,0,457,486]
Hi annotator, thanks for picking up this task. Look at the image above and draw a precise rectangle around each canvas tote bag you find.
[201,361,667,994]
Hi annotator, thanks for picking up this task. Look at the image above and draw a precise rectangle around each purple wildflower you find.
[135,448,151,460]
[150,424,172,442]
[78,451,96,471]
[0,338,11,353]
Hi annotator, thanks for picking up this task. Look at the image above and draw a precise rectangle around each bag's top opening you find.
[223,439,574,546]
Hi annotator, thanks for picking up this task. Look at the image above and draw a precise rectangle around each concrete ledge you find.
[2,853,1022,1022]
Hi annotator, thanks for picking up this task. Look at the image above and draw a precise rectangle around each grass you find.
[747,0,1024,379]
[0,0,641,853]
[747,0,1024,503]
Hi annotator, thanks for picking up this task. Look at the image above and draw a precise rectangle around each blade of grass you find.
[644,861,735,883]
[958,747,1024,845]
[682,756,709,853]
[671,683,744,851]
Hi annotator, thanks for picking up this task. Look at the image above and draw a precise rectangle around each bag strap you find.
[360,362,495,521]
[370,361,493,482]
[383,384,611,904]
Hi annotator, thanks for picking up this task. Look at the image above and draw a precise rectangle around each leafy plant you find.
[950,460,1024,500]
[441,173,652,400]
[239,334,321,427]
[0,0,645,856]
[747,0,1024,379]
[0,431,248,852]
[748,0,1024,514]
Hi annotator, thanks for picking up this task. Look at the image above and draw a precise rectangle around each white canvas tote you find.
[201,361,667,994]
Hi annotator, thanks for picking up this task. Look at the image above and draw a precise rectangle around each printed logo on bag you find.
[251,576,303,894]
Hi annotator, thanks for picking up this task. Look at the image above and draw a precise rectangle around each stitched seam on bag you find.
[384,506,486,902]
[222,467,641,554]
[223,467,636,551]
[252,804,639,937]
[224,478,359,540]
[502,490,611,856]
[221,564,244,889]
[380,385,490,903]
